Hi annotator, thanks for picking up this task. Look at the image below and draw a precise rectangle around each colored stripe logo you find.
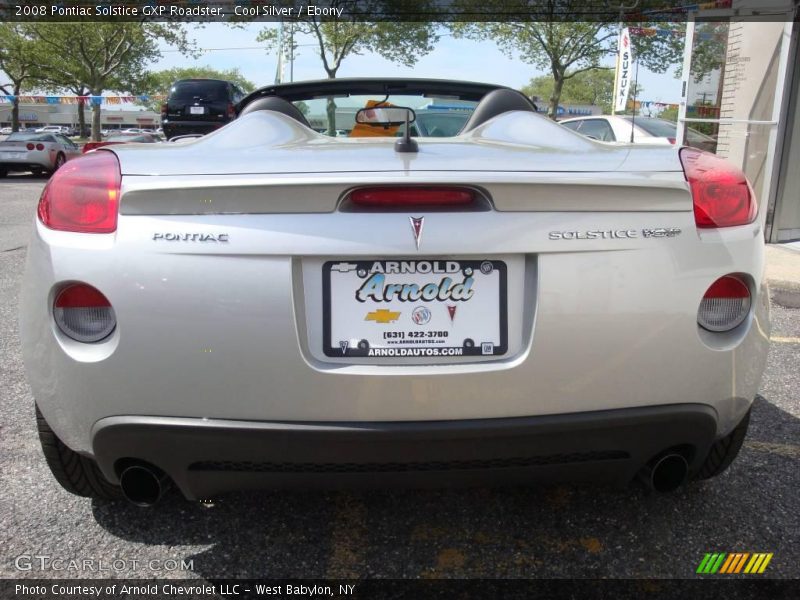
[697,553,773,574]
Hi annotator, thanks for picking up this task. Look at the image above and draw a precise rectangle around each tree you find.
[140,66,256,112]
[257,1,439,134]
[522,69,614,113]
[0,24,47,132]
[23,23,194,140]
[453,2,727,120]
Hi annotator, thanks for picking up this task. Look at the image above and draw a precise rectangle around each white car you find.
[35,125,69,134]
[560,115,717,151]
[19,79,769,507]
[0,132,81,176]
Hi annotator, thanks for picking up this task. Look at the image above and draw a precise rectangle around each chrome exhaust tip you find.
[639,453,689,493]
[119,464,170,507]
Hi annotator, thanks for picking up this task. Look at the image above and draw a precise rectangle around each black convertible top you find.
[238,78,513,111]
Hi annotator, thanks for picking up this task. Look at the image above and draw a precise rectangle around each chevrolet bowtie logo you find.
[365,309,401,324]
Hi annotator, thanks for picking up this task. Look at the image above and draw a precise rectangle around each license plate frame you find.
[322,259,508,358]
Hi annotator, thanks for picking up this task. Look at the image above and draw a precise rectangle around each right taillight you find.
[37,150,120,233]
[54,283,116,342]
[679,147,757,228]
[160,102,168,118]
[698,275,751,332]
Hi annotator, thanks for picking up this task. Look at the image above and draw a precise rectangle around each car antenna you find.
[394,109,418,153]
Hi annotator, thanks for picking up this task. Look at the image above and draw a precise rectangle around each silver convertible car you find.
[20,79,769,507]
[1,131,81,176]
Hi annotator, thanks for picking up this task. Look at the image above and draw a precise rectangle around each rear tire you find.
[52,153,66,174]
[36,405,122,500]
[694,408,751,480]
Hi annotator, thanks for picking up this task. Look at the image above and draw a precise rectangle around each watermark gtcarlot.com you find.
[14,555,194,572]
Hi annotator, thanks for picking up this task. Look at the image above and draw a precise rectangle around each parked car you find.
[161,78,246,140]
[560,115,717,152]
[20,78,767,507]
[83,133,160,153]
[1,126,13,135]
[35,125,69,134]
[0,131,81,176]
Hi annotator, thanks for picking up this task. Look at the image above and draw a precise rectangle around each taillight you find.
[36,143,45,151]
[37,151,120,233]
[161,102,168,118]
[349,187,475,208]
[667,137,676,145]
[680,148,756,228]
[227,102,236,118]
[698,275,751,332]
[26,143,35,150]
[54,283,116,342]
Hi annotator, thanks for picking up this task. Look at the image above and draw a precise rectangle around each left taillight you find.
[37,150,120,233]
[227,102,236,118]
[54,283,116,342]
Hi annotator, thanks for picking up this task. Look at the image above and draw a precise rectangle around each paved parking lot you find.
[1,175,798,580]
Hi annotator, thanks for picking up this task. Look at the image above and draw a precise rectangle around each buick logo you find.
[409,216,424,250]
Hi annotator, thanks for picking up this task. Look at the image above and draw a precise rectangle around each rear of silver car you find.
[19,112,769,502]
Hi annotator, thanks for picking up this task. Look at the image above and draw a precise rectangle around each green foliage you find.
[257,1,439,134]
[20,23,194,140]
[0,24,49,131]
[522,69,614,113]
[139,66,256,111]
[451,17,616,118]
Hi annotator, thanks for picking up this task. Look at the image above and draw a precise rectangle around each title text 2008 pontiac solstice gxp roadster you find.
[20,79,769,507]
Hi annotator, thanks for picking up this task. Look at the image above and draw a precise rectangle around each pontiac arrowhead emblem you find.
[409,216,424,250]
[447,305,457,322]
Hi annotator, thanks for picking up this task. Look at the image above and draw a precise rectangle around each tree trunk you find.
[548,75,565,120]
[326,97,337,137]
[91,102,102,142]
[77,101,86,138]
[325,70,337,136]
[11,84,21,132]
[89,90,103,142]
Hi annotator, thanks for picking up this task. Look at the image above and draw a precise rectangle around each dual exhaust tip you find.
[117,452,691,506]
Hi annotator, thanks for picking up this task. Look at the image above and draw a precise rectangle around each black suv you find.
[161,79,246,140]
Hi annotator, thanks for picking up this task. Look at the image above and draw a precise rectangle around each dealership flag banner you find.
[614,27,634,113]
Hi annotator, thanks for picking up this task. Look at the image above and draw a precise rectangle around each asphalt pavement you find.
[1,174,798,580]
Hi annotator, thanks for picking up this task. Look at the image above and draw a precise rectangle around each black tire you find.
[52,153,66,173]
[36,405,122,499]
[694,409,751,480]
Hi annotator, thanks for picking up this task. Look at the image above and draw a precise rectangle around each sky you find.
[153,23,684,106]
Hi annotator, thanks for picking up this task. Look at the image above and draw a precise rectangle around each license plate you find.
[0,151,25,159]
[189,106,205,115]
[323,259,507,358]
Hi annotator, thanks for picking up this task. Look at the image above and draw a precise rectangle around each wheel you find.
[36,405,122,499]
[694,408,751,480]
[52,153,66,172]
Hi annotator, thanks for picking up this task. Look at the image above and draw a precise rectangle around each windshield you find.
[293,95,477,137]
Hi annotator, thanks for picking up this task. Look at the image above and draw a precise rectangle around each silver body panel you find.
[19,111,770,459]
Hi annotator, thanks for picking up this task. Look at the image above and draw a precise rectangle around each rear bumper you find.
[1,157,51,171]
[92,404,718,499]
